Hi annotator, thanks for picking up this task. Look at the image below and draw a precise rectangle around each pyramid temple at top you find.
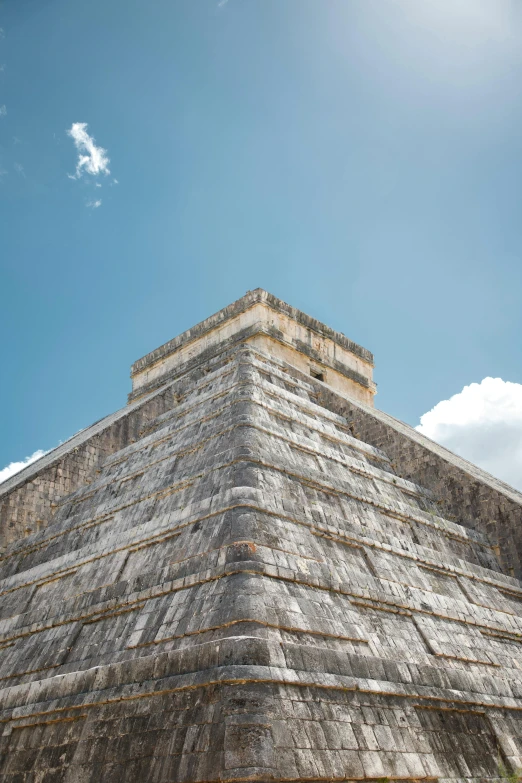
[2,288,522,783]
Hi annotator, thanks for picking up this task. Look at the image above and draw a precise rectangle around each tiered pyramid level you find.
[1,291,522,782]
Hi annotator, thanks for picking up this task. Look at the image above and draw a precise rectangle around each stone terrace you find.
[0,292,521,782]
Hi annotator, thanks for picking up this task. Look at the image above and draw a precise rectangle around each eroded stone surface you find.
[1,293,522,782]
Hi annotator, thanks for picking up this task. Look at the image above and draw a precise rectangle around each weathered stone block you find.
[1,291,522,781]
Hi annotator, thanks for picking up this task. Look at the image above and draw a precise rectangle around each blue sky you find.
[1,0,522,487]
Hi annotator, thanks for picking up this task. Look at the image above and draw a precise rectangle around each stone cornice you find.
[130,288,374,378]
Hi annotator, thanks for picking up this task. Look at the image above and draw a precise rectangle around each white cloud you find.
[0,28,4,39]
[0,105,6,117]
[0,450,48,485]
[417,377,522,491]
[14,162,25,177]
[86,198,102,209]
[217,0,230,7]
[66,122,110,179]
[0,64,5,73]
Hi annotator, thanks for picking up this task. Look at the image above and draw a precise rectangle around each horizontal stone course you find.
[1,296,522,781]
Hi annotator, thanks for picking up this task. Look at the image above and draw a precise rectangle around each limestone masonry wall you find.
[3,293,522,781]
[314,384,522,581]
[2,345,522,781]
[0,386,176,550]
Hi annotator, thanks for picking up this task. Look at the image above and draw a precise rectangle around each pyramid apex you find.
[130,289,376,405]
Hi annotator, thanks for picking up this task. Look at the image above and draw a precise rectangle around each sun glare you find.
[399,0,515,42]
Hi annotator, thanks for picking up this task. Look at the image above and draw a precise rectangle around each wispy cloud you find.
[0,65,5,73]
[417,377,522,491]
[86,198,102,209]
[0,168,7,181]
[66,122,110,180]
[0,105,6,118]
[0,28,5,39]
[14,162,25,178]
[217,0,230,6]
[0,449,48,485]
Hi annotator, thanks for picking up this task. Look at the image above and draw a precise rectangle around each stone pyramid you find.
[1,289,522,783]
